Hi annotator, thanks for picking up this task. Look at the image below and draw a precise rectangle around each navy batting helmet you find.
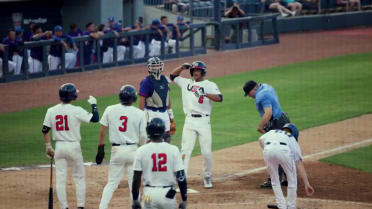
[119,85,137,105]
[59,83,78,103]
[146,118,165,138]
[282,123,299,141]
[190,61,206,77]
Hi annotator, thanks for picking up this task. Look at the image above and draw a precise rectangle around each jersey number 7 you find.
[151,153,167,172]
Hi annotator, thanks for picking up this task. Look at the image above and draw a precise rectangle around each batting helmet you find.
[190,61,206,77]
[119,85,137,105]
[59,83,78,103]
[146,118,165,138]
[282,123,299,141]
[147,57,163,80]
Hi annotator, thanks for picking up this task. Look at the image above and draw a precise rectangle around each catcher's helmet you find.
[190,61,206,77]
[147,57,163,80]
[59,83,78,103]
[119,85,137,105]
[282,123,299,141]
[146,118,165,138]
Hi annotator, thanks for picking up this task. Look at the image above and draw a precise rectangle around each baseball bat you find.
[48,157,54,209]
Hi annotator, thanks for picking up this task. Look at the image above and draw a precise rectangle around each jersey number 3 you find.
[118,116,128,132]
[56,115,69,131]
[151,153,167,172]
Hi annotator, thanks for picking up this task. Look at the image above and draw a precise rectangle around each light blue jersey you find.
[254,84,283,119]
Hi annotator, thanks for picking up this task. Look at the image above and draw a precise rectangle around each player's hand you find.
[87,95,97,105]
[170,120,176,135]
[132,200,142,209]
[179,201,187,209]
[45,143,55,158]
[197,88,206,97]
[305,184,314,196]
[181,63,191,70]
[95,144,105,165]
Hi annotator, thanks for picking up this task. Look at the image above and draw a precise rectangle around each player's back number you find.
[56,115,70,131]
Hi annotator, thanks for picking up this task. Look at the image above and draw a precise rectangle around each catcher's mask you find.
[147,57,164,80]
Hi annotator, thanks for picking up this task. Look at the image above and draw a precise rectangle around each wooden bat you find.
[48,157,53,209]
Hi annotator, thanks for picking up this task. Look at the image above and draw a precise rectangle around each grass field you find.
[1,52,372,168]
[321,145,372,173]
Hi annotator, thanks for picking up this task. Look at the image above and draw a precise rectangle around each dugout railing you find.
[0,23,207,83]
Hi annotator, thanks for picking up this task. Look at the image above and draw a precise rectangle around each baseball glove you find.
[170,120,176,135]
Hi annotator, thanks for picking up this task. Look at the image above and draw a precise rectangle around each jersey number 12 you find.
[56,115,69,131]
[151,153,167,172]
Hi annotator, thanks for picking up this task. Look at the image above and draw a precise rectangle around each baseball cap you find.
[177,15,184,21]
[152,18,160,25]
[54,25,63,32]
[15,26,23,33]
[243,80,257,96]
[108,16,115,22]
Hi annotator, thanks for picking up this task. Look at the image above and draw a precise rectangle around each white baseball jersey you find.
[259,130,303,162]
[43,103,92,142]
[133,142,184,186]
[100,104,147,144]
[174,77,221,115]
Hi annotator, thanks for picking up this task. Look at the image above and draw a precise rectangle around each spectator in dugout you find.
[337,0,361,11]
[0,43,17,78]
[48,25,78,71]
[68,23,83,37]
[262,0,296,16]
[160,15,180,53]
[123,17,146,59]
[102,17,126,63]
[176,15,190,37]
[2,28,24,75]
[281,0,302,16]
[148,18,164,57]
[83,22,104,65]
[225,2,245,43]
[29,24,52,74]
[23,21,35,42]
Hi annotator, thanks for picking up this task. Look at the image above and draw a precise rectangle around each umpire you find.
[243,80,290,188]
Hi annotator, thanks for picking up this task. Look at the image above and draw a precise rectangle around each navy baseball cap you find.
[177,15,184,21]
[15,27,23,33]
[108,16,115,22]
[54,25,63,32]
[152,18,160,25]
[243,80,257,96]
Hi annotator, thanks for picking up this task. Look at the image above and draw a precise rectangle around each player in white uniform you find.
[139,57,176,139]
[42,83,99,209]
[259,123,314,209]
[95,85,147,209]
[170,61,223,188]
[131,118,188,209]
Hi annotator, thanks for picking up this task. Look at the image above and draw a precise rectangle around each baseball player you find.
[170,61,223,188]
[243,80,291,188]
[42,83,99,209]
[48,26,78,70]
[259,123,314,209]
[0,43,17,78]
[95,85,147,209]
[29,25,52,73]
[139,57,176,138]
[2,29,23,75]
[131,118,188,209]
[102,17,126,63]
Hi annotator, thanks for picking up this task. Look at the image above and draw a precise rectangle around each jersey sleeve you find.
[99,107,110,127]
[172,146,185,172]
[133,149,143,171]
[139,78,154,98]
[208,81,221,95]
[43,109,52,128]
[75,107,93,123]
[173,76,188,88]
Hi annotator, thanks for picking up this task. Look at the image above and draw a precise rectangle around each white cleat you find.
[203,176,213,189]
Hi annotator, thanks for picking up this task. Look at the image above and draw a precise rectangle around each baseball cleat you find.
[203,176,213,188]
[267,203,279,209]
[260,178,272,188]
[281,180,288,187]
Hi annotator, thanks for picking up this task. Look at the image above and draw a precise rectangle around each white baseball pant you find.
[54,141,86,209]
[181,115,212,177]
[0,58,16,77]
[133,41,145,59]
[149,39,161,57]
[48,52,77,71]
[12,54,23,75]
[264,142,297,209]
[144,109,170,132]
[168,39,176,53]
[99,144,137,209]
[103,46,126,63]
[142,187,177,209]
[28,58,42,73]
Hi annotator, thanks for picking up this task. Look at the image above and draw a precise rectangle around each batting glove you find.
[87,95,97,105]
[132,200,142,209]
[179,201,187,209]
[182,63,191,70]
[95,144,105,165]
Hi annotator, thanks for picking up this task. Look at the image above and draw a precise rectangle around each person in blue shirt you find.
[68,24,83,37]
[23,21,35,42]
[48,25,78,70]
[29,24,52,74]
[123,17,145,59]
[82,22,104,65]
[160,16,180,54]
[2,29,24,75]
[148,19,164,57]
[102,17,126,63]
[243,80,291,188]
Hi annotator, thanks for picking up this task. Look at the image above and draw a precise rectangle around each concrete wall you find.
[62,0,101,32]
[100,0,123,24]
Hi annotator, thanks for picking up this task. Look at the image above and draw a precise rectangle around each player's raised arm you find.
[170,63,191,81]
[87,96,99,123]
